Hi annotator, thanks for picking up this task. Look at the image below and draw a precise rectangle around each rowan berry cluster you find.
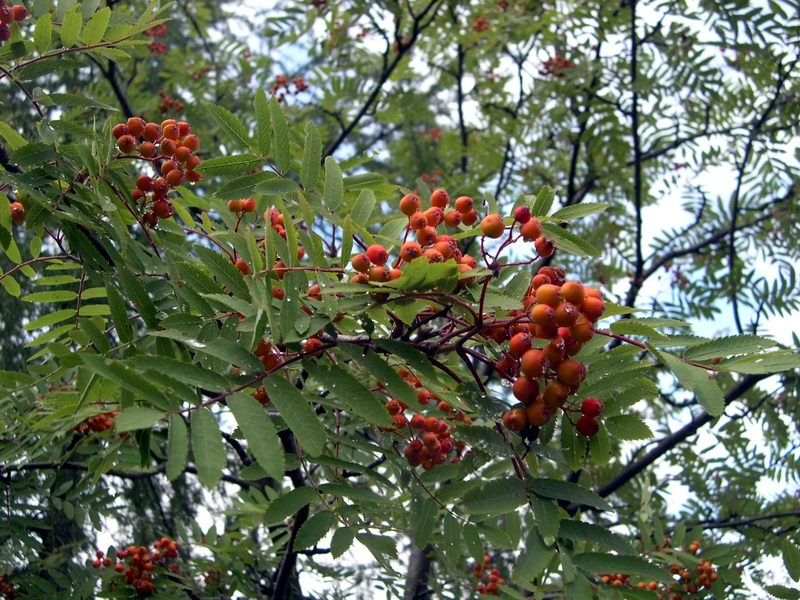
[0,2,26,44]
[92,537,180,596]
[500,267,604,435]
[74,411,118,434]
[540,53,576,77]
[270,74,309,102]
[8,201,25,225]
[0,575,16,599]
[472,555,505,595]
[600,540,717,599]
[472,16,491,32]
[158,91,185,114]
[480,205,554,258]
[145,23,167,54]
[390,370,467,469]
[349,189,480,286]
[112,117,203,227]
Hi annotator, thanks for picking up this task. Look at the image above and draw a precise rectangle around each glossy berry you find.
[581,397,603,418]
[508,332,531,357]
[127,117,146,137]
[520,218,543,240]
[430,188,449,208]
[480,214,505,238]
[512,375,539,404]
[351,253,370,273]
[561,280,585,305]
[112,123,129,138]
[303,338,325,356]
[454,196,474,213]
[117,135,136,153]
[576,415,599,436]
[535,284,562,307]
[556,359,586,386]
[534,236,555,258]
[234,258,250,275]
[461,209,479,226]
[366,244,389,266]
[9,201,25,225]
[513,205,531,223]
[503,408,527,432]
[400,193,421,216]
[520,349,548,378]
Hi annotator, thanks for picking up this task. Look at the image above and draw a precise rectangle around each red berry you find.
[581,397,603,418]
[366,244,389,266]
[576,415,599,436]
[514,205,531,223]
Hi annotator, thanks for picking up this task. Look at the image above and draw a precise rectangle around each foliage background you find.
[0,0,799,599]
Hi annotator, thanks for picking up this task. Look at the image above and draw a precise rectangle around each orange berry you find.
[366,244,389,265]
[143,122,161,142]
[512,375,539,404]
[534,236,555,257]
[581,297,605,322]
[112,123,129,138]
[520,349,548,378]
[416,226,438,246]
[554,302,579,326]
[139,141,156,158]
[400,193,421,216]
[508,332,531,357]
[480,214,505,238]
[520,218,543,240]
[424,207,444,227]
[165,169,183,187]
[531,303,555,326]
[351,253,371,273]
[454,196,474,213]
[502,408,527,432]
[175,146,192,162]
[423,248,444,262]
[10,201,26,225]
[526,400,553,426]
[183,134,200,151]
[127,117,146,137]
[117,135,136,153]
[570,315,594,343]
[409,211,428,230]
[444,210,462,227]
[561,280,585,305]
[535,284,562,307]
[163,124,180,140]
[556,359,586,386]
[235,258,249,275]
[242,198,256,212]
[543,381,569,407]
[369,266,390,282]
[160,139,177,157]
[400,241,422,262]
[430,188,449,208]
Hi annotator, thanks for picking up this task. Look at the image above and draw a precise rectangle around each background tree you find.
[1,1,799,599]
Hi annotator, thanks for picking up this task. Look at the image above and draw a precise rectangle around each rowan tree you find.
[1,1,799,599]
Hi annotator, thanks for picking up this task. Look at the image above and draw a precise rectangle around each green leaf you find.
[207,104,251,149]
[338,344,421,410]
[605,415,653,440]
[653,348,725,417]
[294,511,335,551]
[319,483,390,503]
[717,350,800,374]
[188,337,264,372]
[228,393,285,480]
[527,478,611,511]
[330,527,355,559]
[81,355,163,404]
[323,156,344,211]
[196,154,262,177]
[411,494,437,548]
[512,529,552,586]
[215,171,276,200]
[194,246,250,299]
[261,376,326,456]
[529,185,556,216]
[572,553,671,582]
[60,5,82,48]
[558,520,634,554]
[20,290,78,303]
[783,539,800,582]
[115,407,165,432]
[23,308,76,331]
[462,524,483,561]
[105,283,132,343]
[542,223,601,257]
[463,478,527,515]
[551,202,610,221]
[263,487,316,524]
[610,321,663,338]
[82,6,110,44]
[442,514,462,566]
[166,415,188,480]
[269,97,291,172]
[306,363,392,427]
[254,178,299,195]
[603,302,641,318]
[254,89,271,156]
[356,533,397,562]
[532,495,561,539]
[300,122,322,189]
[191,408,225,489]
[34,13,53,53]
[683,334,777,360]
[126,356,229,392]
[766,585,800,600]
